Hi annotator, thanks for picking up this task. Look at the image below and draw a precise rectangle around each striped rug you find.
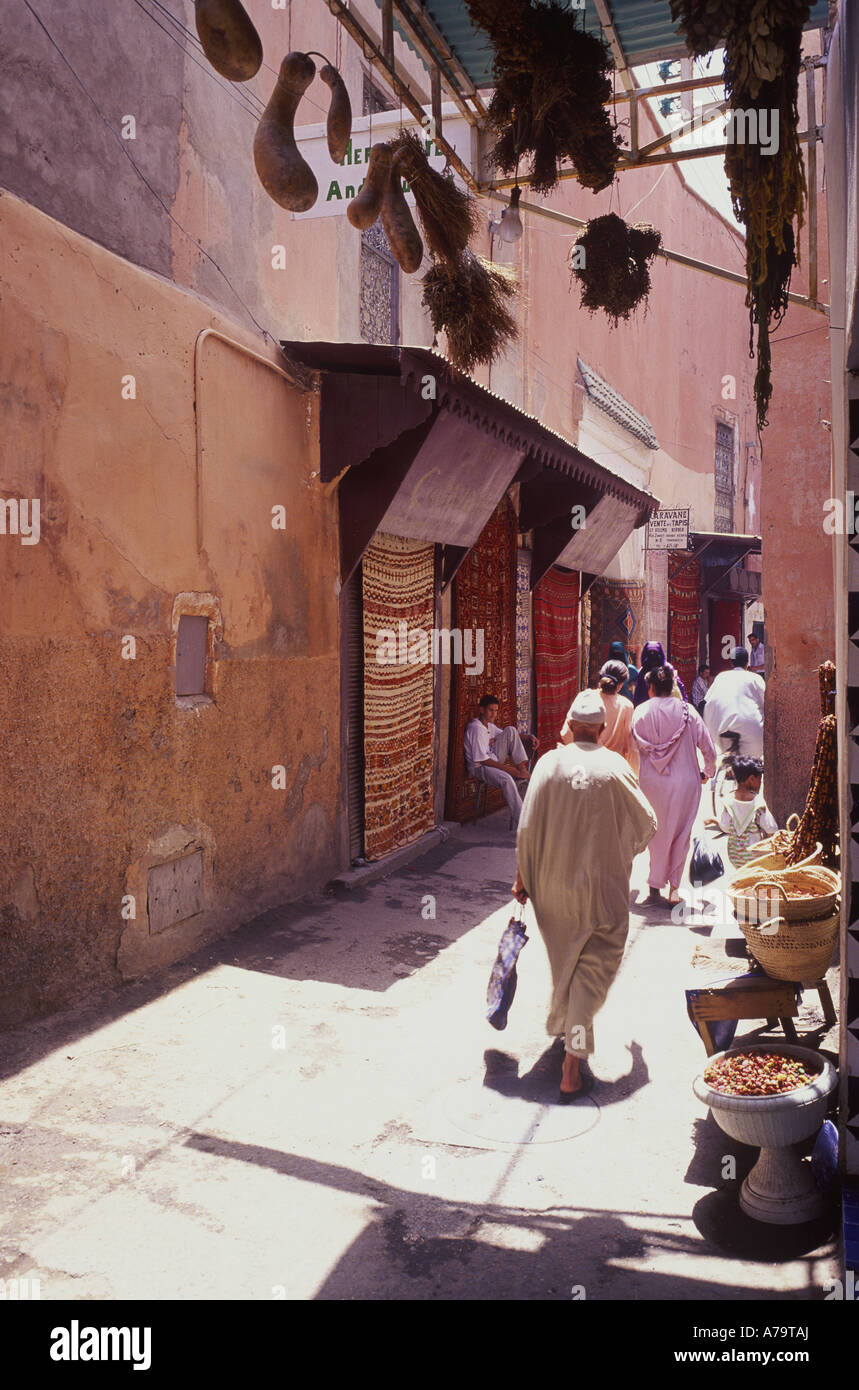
[534,566,580,753]
[362,533,435,861]
[515,548,534,732]
[668,553,702,695]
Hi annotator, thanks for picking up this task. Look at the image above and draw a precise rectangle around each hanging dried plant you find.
[422,252,518,373]
[669,0,811,429]
[570,214,662,327]
[464,0,621,194]
[388,129,479,264]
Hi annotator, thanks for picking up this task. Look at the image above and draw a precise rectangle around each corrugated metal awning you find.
[376,0,829,90]
[282,340,659,584]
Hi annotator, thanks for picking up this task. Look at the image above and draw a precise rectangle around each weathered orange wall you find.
[761,78,834,824]
[0,191,342,1027]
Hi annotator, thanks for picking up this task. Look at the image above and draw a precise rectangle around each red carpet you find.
[445,497,518,822]
[668,553,702,695]
[533,566,580,754]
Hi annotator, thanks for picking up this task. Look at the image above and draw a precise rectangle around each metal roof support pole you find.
[506,195,828,314]
[431,65,443,142]
[381,0,394,66]
[630,88,638,160]
[805,60,819,304]
[633,100,728,161]
[321,0,480,191]
[385,0,479,127]
[592,0,634,93]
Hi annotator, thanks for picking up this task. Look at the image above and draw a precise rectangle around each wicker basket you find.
[743,842,824,872]
[729,871,840,924]
[738,907,839,983]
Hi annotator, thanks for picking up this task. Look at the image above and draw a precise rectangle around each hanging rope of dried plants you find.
[569,214,662,326]
[464,0,621,194]
[387,129,479,264]
[669,0,811,430]
[422,251,519,376]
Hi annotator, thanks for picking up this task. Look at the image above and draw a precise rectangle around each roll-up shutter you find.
[343,565,365,863]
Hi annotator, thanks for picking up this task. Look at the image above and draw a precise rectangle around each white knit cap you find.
[568,689,606,726]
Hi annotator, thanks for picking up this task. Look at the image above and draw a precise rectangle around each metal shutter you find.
[343,566,365,863]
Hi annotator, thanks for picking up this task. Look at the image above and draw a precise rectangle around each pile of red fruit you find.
[703,1052,820,1096]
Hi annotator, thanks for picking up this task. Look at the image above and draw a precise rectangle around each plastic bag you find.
[690,834,725,886]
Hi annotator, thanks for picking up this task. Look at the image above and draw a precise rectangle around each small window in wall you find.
[175,614,209,696]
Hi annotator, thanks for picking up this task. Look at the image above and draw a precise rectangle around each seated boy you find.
[707,755,777,868]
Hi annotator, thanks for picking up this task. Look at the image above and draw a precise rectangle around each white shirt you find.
[464,718,501,773]
[749,644,765,669]
[703,668,765,757]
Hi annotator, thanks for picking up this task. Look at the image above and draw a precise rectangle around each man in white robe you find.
[512,689,657,1099]
[702,646,765,759]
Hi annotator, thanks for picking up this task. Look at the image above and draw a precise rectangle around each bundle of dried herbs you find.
[669,0,811,429]
[570,214,662,326]
[464,0,621,194]
[388,129,479,264]
[422,252,518,373]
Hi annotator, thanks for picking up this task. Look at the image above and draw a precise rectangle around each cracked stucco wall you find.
[0,193,343,1028]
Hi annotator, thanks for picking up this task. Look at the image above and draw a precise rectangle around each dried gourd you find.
[319,64,352,164]
[194,0,262,82]
[254,52,318,212]
[380,153,424,273]
[346,144,393,230]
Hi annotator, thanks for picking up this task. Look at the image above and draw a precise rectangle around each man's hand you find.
[512,867,528,904]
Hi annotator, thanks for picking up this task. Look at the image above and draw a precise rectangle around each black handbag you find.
[486,905,529,1030]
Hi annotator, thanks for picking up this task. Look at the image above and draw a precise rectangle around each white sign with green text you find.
[290,102,474,219]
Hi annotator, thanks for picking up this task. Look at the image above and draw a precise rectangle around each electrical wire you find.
[129,0,266,124]
[20,0,272,340]
[142,0,331,118]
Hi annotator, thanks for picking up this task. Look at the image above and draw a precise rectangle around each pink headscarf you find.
[632,698,692,774]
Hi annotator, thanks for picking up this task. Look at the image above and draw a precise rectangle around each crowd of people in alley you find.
[468,637,772,1100]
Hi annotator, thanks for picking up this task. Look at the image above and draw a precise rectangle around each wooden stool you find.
[687,974,800,1056]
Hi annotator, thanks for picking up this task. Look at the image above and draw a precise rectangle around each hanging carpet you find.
[586,577,646,687]
[363,533,435,861]
[533,566,580,754]
[668,553,701,696]
[445,495,518,823]
[515,548,534,733]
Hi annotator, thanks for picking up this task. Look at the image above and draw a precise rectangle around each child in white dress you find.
[711,755,778,868]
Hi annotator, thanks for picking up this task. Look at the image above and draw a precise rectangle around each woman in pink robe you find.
[632,664,717,907]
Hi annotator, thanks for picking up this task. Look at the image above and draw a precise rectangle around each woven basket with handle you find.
[728,871,840,924]
[738,907,839,983]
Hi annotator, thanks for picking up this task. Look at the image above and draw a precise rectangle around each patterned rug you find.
[668,553,701,695]
[515,549,533,732]
[586,578,647,686]
[363,533,435,861]
[534,566,580,754]
[445,496,518,822]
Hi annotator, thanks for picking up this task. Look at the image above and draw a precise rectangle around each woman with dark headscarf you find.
[608,640,637,703]
[633,641,688,707]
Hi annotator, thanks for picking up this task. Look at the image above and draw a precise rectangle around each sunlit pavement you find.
[0,812,839,1301]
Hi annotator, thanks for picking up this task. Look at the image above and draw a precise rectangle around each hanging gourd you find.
[254,52,319,212]
[319,63,353,164]
[380,153,424,273]
[194,0,262,82]
[346,144,393,230]
[388,129,478,265]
